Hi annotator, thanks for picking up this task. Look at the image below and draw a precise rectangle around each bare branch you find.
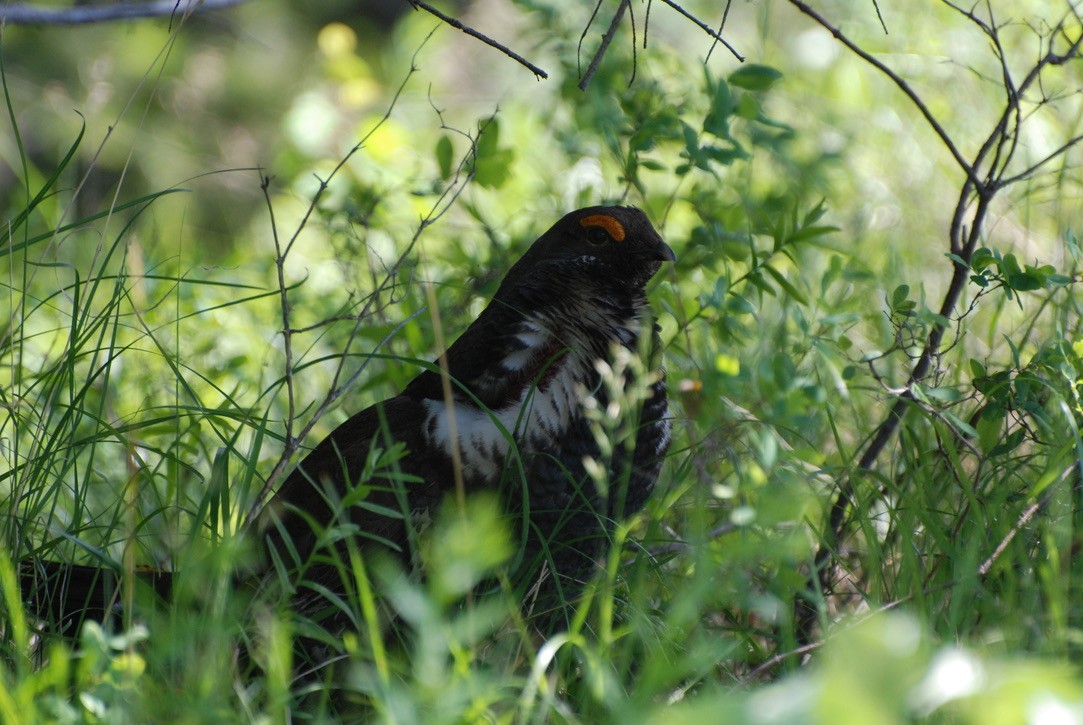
[1000,133,1083,186]
[872,0,888,34]
[704,0,735,64]
[0,0,246,25]
[657,0,744,61]
[577,0,607,78]
[407,0,548,80]
[976,500,1041,576]
[788,0,978,185]
[579,0,630,90]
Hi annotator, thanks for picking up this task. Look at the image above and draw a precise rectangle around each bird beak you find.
[654,241,677,262]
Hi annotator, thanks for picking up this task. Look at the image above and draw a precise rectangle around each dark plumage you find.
[258,205,675,622]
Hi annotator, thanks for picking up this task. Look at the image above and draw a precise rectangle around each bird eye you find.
[585,227,609,245]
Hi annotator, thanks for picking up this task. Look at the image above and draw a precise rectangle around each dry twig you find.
[0,0,245,25]
[579,0,630,90]
[408,0,548,79]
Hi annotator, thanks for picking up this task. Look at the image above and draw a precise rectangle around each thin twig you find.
[407,0,548,79]
[976,500,1041,576]
[579,0,630,90]
[657,0,744,61]
[976,475,1070,578]
[578,0,607,79]
[704,0,734,64]
[740,641,823,682]
[262,174,295,502]
[0,0,246,25]
[247,38,434,519]
[648,521,739,556]
[872,0,888,34]
[788,0,977,185]
[643,0,652,49]
[999,133,1083,186]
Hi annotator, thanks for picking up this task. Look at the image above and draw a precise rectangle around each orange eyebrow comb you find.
[578,214,626,241]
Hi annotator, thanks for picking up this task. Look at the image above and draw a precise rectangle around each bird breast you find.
[420,354,584,485]
[420,313,631,486]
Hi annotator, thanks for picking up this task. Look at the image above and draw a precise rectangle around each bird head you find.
[508,205,675,293]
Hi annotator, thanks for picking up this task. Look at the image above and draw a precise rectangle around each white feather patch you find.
[422,355,584,483]
[502,322,549,372]
[422,306,655,483]
[422,398,520,482]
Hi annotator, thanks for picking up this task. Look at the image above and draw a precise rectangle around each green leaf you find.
[629,112,679,151]
[704,75,734,139]
[970,248,996,271]
[476,118,499,156]
[726,294,755,315]
[681,121,700,153]
[763,264,808,304]
[703,143,748,165]
[892,284,911,307]
[748,270,777,296]
[1000,253,1023,278]
[789,224,840,244]
[435,135,454,179]
[803,199,829,226]
[972,369,1010,396]
[989,429,1027,457]
[721,238,751,261]
[1067,230,1083,262]
[729,64,783,91]
[1004,334,1022,368]
[1007,272,1042,291]
[820,255,842,295]
[924,386,962,402]
[425,495,511,604]
[735,94,759,120]
[924,311,951,328]
[945,412,979,438]
[473,119,514,189]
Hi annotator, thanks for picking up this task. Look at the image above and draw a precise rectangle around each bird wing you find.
[259,394,446,567]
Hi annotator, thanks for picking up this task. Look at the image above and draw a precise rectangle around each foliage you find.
[2,0,1082,721]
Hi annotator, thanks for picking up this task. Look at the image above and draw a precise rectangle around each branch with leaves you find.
[789,0,1083,646]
